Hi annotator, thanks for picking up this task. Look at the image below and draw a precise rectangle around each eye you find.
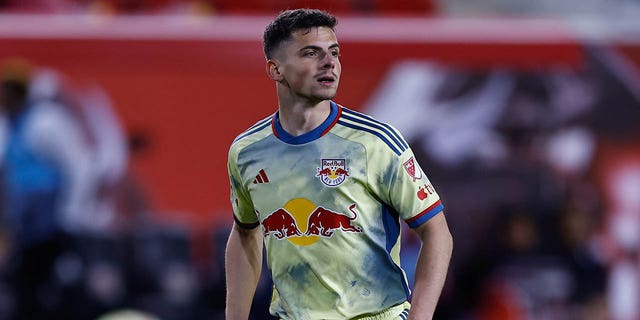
[303,50,317,57]
[331,50,340,57]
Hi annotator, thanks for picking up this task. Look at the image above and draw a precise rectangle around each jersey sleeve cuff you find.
[234,215,260,229]
[406,200,444,228]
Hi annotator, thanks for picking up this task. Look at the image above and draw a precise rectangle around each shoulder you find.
[22,102,90,155]
[228,115,274,159]
[28,101,81,134]
[334,106,409,157]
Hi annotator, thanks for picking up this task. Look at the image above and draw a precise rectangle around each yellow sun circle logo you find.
[283,198,320,246]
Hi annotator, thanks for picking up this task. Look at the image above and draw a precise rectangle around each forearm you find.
[408,213,453,320]
[225,223,264,320]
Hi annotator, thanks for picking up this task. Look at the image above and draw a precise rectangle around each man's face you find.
[272,26,341,103]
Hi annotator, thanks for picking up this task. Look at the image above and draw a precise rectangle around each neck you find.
[277,99,332,137]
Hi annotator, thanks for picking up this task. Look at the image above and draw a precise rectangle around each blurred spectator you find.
[28,68,130,234]
[0,59,201,319]
[0,57,95,318]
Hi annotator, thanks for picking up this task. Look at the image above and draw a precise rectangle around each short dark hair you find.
[263,9,337,60]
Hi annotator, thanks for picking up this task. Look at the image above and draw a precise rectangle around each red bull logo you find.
[306,204,362,237]
[261,198,362,246]
[317,158,349,187]
[261,209,303,239]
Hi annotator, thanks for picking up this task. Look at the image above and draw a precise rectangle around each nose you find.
[321,52,336,69]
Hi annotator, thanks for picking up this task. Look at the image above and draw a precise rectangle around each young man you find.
[225,9,453,320]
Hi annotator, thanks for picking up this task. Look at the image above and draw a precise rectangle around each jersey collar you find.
[272,101,341,145]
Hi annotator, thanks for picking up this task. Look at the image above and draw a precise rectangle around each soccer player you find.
[225,9,453,320]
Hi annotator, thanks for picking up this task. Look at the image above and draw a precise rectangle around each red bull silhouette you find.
[334,168,349,177]
[262,209,302,239]
[306,204,362,237]
[316,168,332,176]
[317,166,349,178]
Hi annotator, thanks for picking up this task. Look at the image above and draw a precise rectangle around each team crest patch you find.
[317,158,349,187]
[403,157,422,182]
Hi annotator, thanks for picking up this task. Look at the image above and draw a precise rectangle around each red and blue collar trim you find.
[272,101,342,144]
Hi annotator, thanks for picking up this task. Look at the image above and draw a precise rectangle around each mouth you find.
[317,75,336,85]
[318,75,336,83]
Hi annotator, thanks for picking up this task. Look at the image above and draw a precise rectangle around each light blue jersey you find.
[228,101,444,319]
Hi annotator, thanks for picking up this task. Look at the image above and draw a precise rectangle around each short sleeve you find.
[391,149,444,228]
[227,147,259,229]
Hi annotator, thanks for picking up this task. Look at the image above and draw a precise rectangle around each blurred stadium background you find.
[1,0,640,319]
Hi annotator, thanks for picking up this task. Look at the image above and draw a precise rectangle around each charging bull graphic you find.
[261,201,362,244]
[261,209,302,239]
[306,204,362,237]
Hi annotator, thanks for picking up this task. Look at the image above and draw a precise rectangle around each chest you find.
[246,142,364,190]
[237,135,371,215]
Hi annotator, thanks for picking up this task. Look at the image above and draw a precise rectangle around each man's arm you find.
[408,212,453,320]
[225,222,264,320]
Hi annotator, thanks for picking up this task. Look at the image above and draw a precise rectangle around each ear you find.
[266,59,283,81]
